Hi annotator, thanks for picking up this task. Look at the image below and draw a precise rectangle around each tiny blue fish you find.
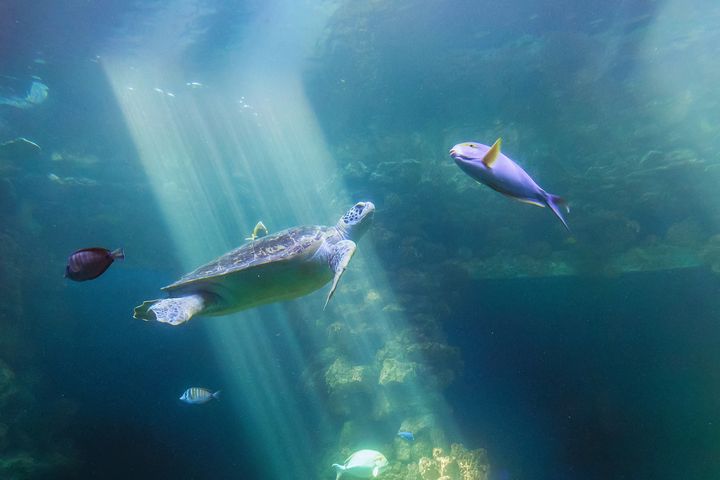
[397,431,414,441]
[179,387,221,405]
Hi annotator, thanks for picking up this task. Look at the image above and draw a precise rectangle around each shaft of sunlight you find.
[103,0,461,476]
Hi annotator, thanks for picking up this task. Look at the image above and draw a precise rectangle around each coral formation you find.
[307,0,720,280]
[415,445,490,480]
[0,229,76,478]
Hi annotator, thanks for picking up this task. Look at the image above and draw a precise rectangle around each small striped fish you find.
[179,387,221,405]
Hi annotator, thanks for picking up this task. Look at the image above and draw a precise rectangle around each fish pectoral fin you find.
[372,466,380,477]
[514,197,546,208]
[324,240,357,310]
[482,137,502,168]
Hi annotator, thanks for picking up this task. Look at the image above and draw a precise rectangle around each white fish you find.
[333,450,388,479]
[47,173,62,184]
[179,387,221,405]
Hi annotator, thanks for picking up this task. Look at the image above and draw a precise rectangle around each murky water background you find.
[1,1,719,479]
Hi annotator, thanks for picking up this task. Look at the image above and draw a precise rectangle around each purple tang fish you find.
[450,138,570,231]
[65,247,124,281]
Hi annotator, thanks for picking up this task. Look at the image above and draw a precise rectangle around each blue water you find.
[1,0,720,479]
[447,270,720,480]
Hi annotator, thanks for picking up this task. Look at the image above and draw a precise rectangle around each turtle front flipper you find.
[133,294,205,326]
[324,239,357,310]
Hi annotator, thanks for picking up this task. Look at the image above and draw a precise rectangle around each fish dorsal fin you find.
[482,138,502,168]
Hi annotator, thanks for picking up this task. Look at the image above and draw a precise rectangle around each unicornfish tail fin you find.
[332,464,345,480]
[133,294,205,326]
[544,193,571,232]
[110,248,125,260]
[324,240,357,310]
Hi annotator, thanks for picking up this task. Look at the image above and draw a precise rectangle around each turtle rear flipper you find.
[133,295,205,326]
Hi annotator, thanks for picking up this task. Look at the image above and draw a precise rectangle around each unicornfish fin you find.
[482,137,502,168]
[324,240,357,310]
[373,466,380,477]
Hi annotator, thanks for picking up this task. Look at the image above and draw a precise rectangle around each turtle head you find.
[336,201,375,240]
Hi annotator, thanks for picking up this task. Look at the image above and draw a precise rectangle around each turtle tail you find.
[133,295,205,326]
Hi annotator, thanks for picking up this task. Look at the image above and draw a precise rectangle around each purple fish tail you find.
[110,248,125,260]
[544,193,571,232]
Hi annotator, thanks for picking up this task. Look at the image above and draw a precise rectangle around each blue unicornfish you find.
[65,247,124,281]
[397,431,414,441]
[450,138,570,231]
[179,387,221,405]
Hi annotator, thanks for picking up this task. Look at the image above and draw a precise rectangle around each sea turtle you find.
[133,201,374,326]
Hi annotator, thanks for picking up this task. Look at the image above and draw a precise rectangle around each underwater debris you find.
[0,81,48,109]
[0,138,41,162]
[47,173,98,186]
[49,150,99,166]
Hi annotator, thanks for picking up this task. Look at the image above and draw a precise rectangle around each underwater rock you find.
[49,150,99,167]
[344,161,370,180]
[700,235,720,274]
[0,357,74,477]
[392,414,448,463]
[326,318,386,361]
[665,218,706,248]
[369,159,422,186]
[378,358,418,386]
[417,445,490,480]
[0,81,48,109]
[0,224,77,477]
[47,173,98,187]
[0,360,17,405]
[609,244,701,275]
[0,179,18,215]
[326,357,373,392]
[325,357,377,416]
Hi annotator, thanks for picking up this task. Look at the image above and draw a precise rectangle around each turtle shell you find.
[163,225,332,291]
